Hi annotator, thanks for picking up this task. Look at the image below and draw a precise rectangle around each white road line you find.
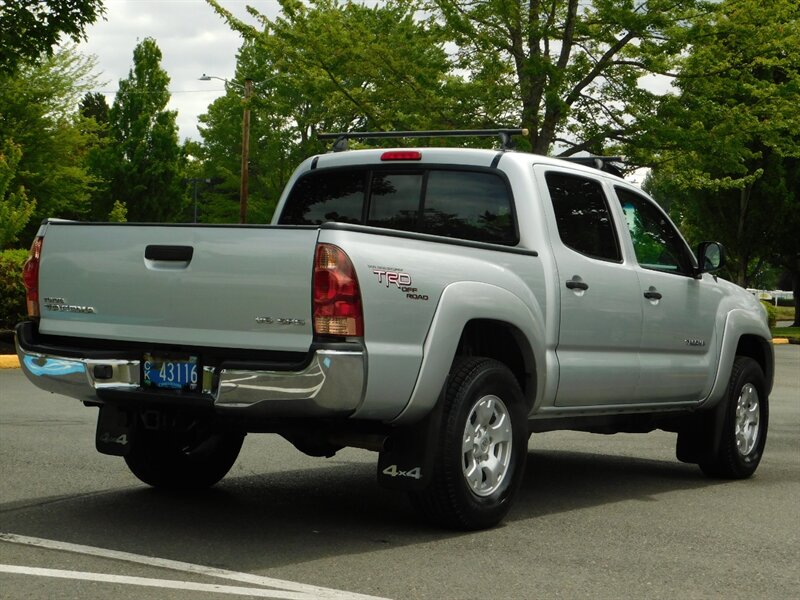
[0,565,312,599]
[0,533,389,600]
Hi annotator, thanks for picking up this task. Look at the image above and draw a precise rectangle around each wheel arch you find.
[735,334,773,394]
[704,309,775,409]
[390,281,544,425]
[455,319,536,407]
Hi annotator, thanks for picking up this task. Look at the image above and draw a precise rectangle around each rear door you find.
[535,167,643,407]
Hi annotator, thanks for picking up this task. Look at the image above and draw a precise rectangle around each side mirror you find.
[695,241,726,276]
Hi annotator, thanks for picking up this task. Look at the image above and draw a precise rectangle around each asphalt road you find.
[1,346,798,599]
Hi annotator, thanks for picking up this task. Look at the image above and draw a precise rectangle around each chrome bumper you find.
[15,335,366,418]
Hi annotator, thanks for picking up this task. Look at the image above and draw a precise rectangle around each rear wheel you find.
[699,356,768,479]
[125,417,244,489]
[410,357,527,530]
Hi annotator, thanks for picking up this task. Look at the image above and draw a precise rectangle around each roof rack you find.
[557,156,624,176]
[318,128,529,152]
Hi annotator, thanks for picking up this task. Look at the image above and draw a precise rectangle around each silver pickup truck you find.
[16,129,773,530]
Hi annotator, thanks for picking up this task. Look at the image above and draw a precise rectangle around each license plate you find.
[142,354,199,391]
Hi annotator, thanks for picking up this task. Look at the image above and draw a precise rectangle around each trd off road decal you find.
[369,265,429,301]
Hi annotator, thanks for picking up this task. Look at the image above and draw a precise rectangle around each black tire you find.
[699,356,768,479]
[410,357,528,530]
[125,424,244,490]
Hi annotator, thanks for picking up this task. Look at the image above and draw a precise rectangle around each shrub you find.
[761,300,778,328]
[0,249,28,330]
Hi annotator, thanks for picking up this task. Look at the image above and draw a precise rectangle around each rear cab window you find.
[279,166,518,245]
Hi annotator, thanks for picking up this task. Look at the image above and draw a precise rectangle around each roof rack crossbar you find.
[318,128,528,152]
[557,156,624,176]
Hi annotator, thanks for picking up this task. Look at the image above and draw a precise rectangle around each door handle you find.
[643,290,662,300]
[145,245,194,262]
[566,280,589,291]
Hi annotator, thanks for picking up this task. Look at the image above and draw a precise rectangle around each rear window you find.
[279,167,517,245]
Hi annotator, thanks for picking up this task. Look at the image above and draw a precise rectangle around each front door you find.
[613,185,723,402]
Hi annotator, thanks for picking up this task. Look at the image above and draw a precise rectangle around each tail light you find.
[381,150,422,161]
[313,243,363,337]
[22,236,44,318]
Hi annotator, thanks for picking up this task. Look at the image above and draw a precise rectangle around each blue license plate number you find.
[143,354,199,391]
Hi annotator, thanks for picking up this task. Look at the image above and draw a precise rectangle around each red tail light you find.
[381,151,422,161]
[313,243,363,337]
[22,236,44,318]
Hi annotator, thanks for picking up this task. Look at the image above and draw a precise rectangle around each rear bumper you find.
[15,322,366,418]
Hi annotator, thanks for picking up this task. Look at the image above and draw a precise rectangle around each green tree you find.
[643,0,799,321]
[202,0,459,221]
[0,0,105,75]
[0,141,36,247]
[78,92,116,220]
[0,46,103,244]
[209,0,456,130]
[80,91,110,124]
[107,199,128,222]
[103,38,186,223]
[429,0,711,155]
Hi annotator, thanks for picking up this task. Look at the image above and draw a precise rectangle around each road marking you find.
[0,533,389,600]
[0,565,312,599]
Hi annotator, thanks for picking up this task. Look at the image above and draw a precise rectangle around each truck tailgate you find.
[37,223,318,352]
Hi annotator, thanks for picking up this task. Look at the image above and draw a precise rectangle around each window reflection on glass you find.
[281,167,516,245]
[281,170,365,225]
[367,173,423,232]
[423,171,515,243]
[615,187,692,274]
[545,172,621,261]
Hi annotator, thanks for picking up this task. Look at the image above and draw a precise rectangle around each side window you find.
[423,171,516,244]
[279,169,365,225]
[545,172,621,262]
[615,187,694,274]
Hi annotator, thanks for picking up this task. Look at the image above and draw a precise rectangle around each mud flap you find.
[95,404,134,456]
[377,400,443,491]
[676,399,726,464]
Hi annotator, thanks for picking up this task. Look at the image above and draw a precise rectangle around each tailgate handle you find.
[145,245,194,262]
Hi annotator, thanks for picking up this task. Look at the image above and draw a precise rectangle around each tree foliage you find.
[0,46,103,246]
[202,0,459,221]
[0,140,36,247]
[201,0,714,198]
[429,0,710,155]
[0,0,106,75]
[100,38,186,222]
[643,0,799,321]
[80,91,110,125]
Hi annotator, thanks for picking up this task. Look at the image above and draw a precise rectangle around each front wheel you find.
[699,356,768,479]
[410,357,528,530]
[125,419,244,489]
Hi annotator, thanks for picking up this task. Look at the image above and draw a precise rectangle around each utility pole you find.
[240,78,253,224]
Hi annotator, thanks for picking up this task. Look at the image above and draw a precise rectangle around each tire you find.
[699,356,768,479]
[410,357,528,530]
[125,423,244,490]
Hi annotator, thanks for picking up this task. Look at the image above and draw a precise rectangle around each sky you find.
[77,0,282,141]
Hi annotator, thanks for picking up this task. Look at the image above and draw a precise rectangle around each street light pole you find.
[239,78,253,224]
